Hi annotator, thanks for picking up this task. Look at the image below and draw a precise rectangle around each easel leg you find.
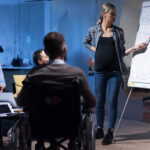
[112,88,133,144]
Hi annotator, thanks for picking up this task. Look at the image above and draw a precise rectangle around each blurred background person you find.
[33,49,49,65]
[0,65,6,92]
[0,45,5,92]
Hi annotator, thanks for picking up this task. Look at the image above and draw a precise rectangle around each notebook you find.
[0,92,18,108]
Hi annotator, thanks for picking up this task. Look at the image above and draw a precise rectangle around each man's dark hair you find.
[33,49,43,65]
[43,32,65,60]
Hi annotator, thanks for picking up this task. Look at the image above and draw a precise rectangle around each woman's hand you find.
[125,42,148,55]
[134,42,147,51]
[90,46,96,52]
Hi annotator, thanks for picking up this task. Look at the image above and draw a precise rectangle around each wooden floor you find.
[1,116,150,150]
[96,118,150,150]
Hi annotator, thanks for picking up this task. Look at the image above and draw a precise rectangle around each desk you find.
[2,66,33,70]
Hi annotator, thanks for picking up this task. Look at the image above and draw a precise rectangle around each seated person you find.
[0,65,6,92]
[0,46,5,92]
[13,49,49,97]
[17,32,96,109]
[33,49,49,65]
[17,32,96,149]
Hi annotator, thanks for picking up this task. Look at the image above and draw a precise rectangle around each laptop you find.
[0,92,18,108]
[0,102,15,117]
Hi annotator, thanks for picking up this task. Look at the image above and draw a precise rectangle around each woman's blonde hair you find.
[97,3,116,24]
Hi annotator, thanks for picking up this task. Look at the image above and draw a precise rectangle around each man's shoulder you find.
[29,64,84,75]
[28,64,47,74]
[60,64,84,74]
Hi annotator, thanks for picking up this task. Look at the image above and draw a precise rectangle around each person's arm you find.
[125,42,147,55]
[16,76,30,108]
[0,65,6,92]
[17,86,29,107]
[83,27,96,52]
[0,85,5,92]
[78,69,96,108]
[118,28,147,56]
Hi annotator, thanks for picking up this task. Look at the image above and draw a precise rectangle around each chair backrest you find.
[27,81,81,139]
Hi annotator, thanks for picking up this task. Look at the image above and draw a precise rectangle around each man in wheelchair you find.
[17,32,96,150]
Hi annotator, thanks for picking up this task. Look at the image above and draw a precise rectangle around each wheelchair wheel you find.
[80,115,95,150]
[85,116,95,150]
[10,117,31,150]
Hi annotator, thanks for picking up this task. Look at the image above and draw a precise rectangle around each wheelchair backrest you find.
[27,81,81,139]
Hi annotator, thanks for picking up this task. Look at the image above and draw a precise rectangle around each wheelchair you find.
[10,81,95,150]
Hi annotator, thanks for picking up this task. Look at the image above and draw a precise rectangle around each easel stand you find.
[112,88,133,143]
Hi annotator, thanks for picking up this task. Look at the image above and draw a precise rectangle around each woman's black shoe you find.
[95,127,104,139]
[102,129,113,145]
